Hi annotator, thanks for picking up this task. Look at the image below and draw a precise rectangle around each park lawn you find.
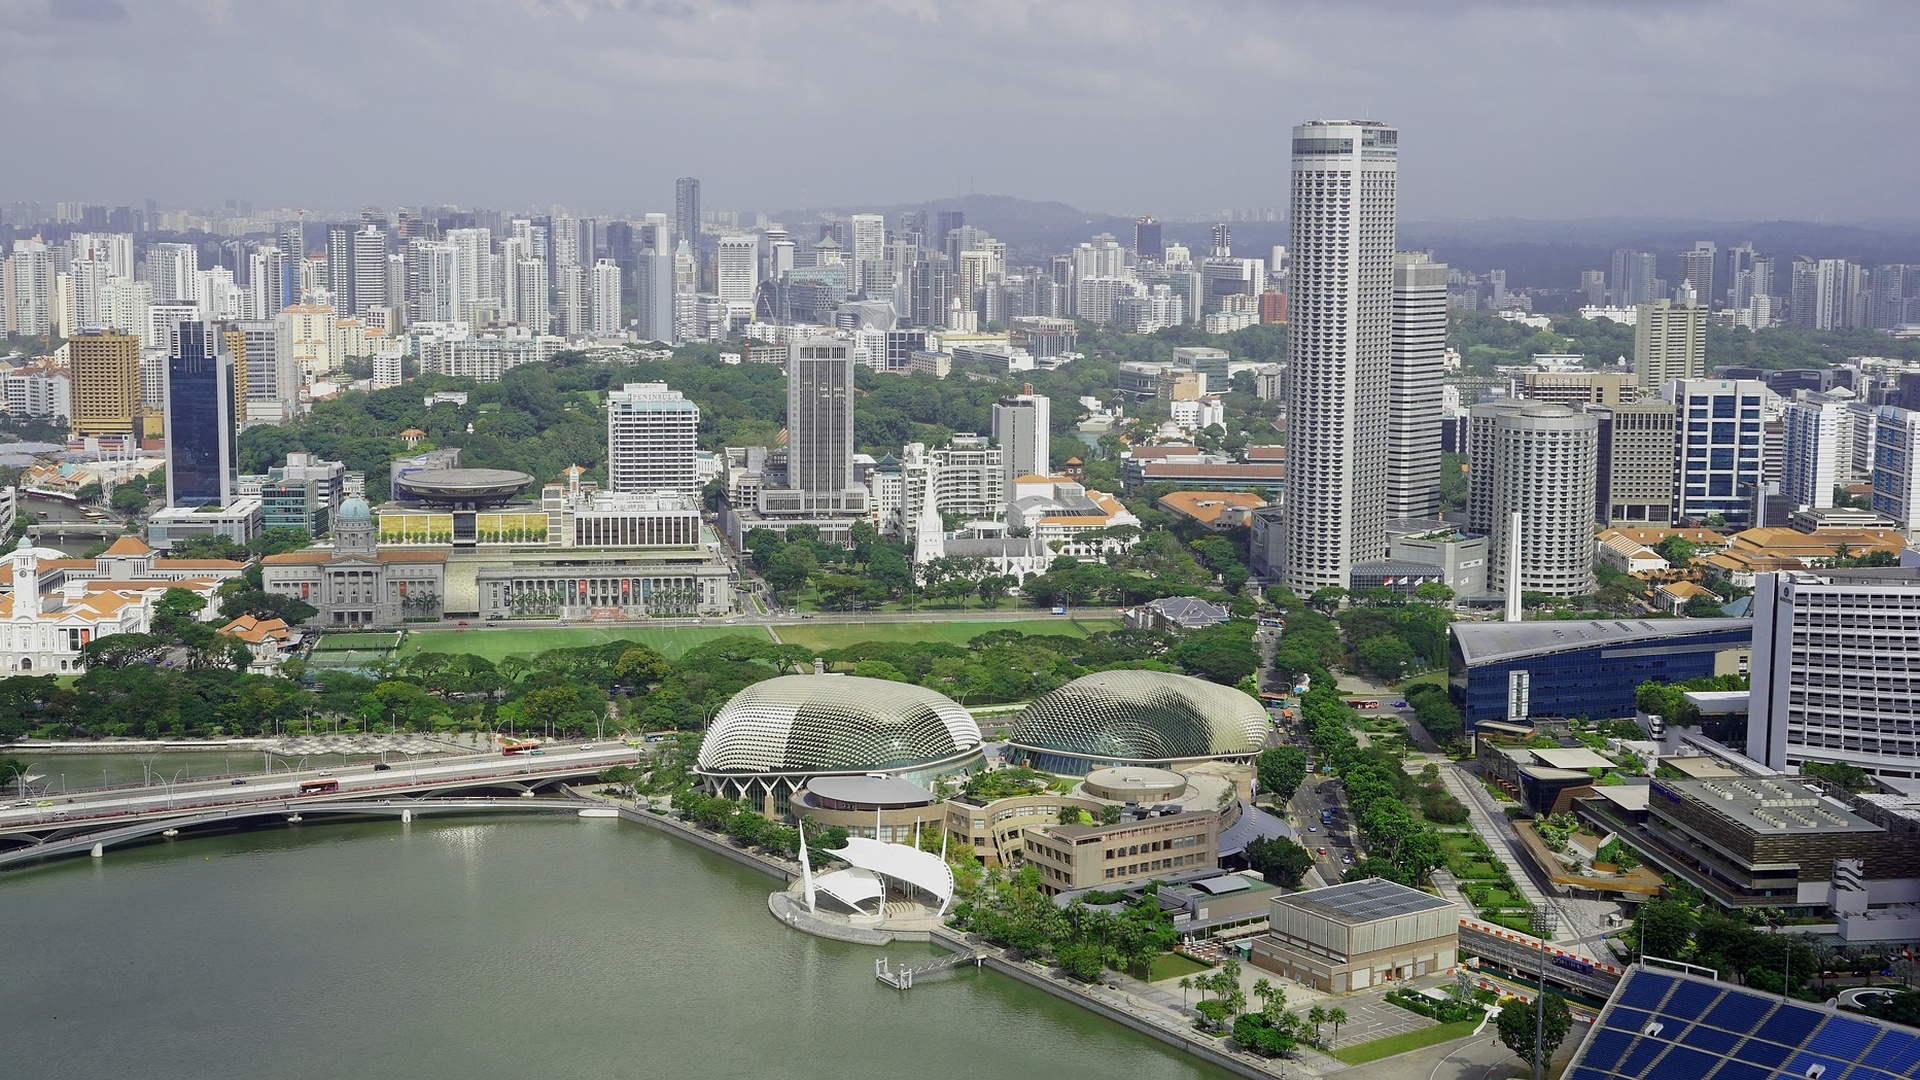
[774,617,1121,653]
[1146,952,1212,982]
[402,625,773,662]
[1396,669,1450,691]
[1330,1019,1484,1065]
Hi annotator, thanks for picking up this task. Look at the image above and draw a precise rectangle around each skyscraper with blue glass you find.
[163,320,237,509]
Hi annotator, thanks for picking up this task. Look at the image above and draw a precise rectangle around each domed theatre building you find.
[1005,670,1270,775]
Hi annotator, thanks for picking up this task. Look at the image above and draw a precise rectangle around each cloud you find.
[49,0,127,22]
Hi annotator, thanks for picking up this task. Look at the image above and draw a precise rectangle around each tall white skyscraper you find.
[515,258,550,333]
[1386,252,1447,519]
[715,235,759,303]
[406,240,457,324]
[1469,400,1598,598]
[607,382,700,494]
[144,241,198,303]
[4,239,57,337]
[1281,119,1398,593]
[351,224,387,316]
[848,213,886,294]
[555,264,588,337]
[446,228,495,318]
[635,247,675,344]
[1634,298,1706,389]
[991,387,1051,499]
[590,259,622,337]
[1782,391,1848,511]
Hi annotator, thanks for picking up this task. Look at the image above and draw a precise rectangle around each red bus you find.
[501,740,541,756]
[298,779,340,795]
[1346,698,1380,710]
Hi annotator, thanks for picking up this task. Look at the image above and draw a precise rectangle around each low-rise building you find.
[1156,490,1265,531]
[1022,808,1220,895]
[1127,596,1230,632]
[1450,618,1753,726]
[1596,531,1670,574]
[1249,878,1460,993]
[146,498,264,550]
[219,614,295,674]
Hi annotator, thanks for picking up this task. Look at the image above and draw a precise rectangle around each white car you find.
[578,744,595,750]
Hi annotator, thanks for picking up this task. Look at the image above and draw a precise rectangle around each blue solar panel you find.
[1664,979,1721,1021]
[1621,972,1678,1009]
[1753,1002,1824,1048]
[1645,1044,1719,1080]
[1808,1016,1880,1061]
[1580,1028,1635,1072]
[1675,1022,1740,1055]
[1705,990,1776,1033]
[1872,1030,1920,1073]
[1787,1052,1853,1080]
[1618,1037,1666,1077]
[1609,1008,1655,1035]
[1710,1062,1773,1080]
[1734,1036,1793,1068]
[1567,1069,1609,1080]
[1839,1066,1901,1080]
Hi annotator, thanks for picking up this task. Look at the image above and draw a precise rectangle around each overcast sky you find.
[2,0,1914,223]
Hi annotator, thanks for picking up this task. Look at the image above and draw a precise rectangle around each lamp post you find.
[1531,909,1559,1080]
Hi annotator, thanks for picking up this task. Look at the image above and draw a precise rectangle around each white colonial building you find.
[0,540,155,674]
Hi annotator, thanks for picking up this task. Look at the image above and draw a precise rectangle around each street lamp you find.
[1531,909,1560,1080]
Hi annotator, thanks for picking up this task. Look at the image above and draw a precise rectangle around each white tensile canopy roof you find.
[812,868,886,914]
[832,836,955,913]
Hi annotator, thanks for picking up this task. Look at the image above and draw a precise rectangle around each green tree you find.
[1254,745,1308,803]
[1167,622,1258,685]
[1245,835,1315,888]
[1632,896,1695,961]
[1495,992,1571,1072]
[1326,1005,1349,1049]
[764,545,818,596]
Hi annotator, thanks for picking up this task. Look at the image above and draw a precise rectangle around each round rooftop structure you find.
[1084,765,1188,803]
[698,674,984,788]
[1007,670,1269,776]
[392,468,535,509]
[803,775,938,811]
[338,496,371,522]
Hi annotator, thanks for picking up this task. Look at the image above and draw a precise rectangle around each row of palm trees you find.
[1176,964,1349,1048]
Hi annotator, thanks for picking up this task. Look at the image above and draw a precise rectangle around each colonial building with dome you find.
[260,497,448,627]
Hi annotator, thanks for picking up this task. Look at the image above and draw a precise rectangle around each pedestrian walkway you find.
[1442,764,1606,960]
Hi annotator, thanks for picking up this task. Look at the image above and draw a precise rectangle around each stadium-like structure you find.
[1004,670,1269,775]
[696,674,984,817]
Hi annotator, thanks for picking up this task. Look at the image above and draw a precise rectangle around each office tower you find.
[673,239,696,295]
[326,224,354,312]
[1782,391,1848,511]
[1727,243,1760,309]
[405,240,456,324]
[674,178,701,250]
[1134,217,1162,261]
[554,264,588,336]
[1585,401,1676,525]
[635,246,674,344]
[910,258,953,328]
[218,325,252,416]
[1386,252,1448,519]
[1210,222,1232,258]
[848,214,885,295]
[590,259,621,337]
[1872,407,1920,530]
[1610,248,1658,307]
[991,387,1051,498]
[351,224,387,316]
[1469,400,1598,597]
[715,235,758,303]
[515,258,550,333]
[1633,298,1706,389]
[1750,566,1920,778]
[606,382,699,494]
[1280,119,1397,593]
[66,330,140,436]
[1664,378,1769,528]
[278,222,306,270]
[1679,241,1716,307]
[225,318,284,409]
[787,337,855,497]
[935,210,965,247]
[1579,270,1607,307]
[163,320,238,509]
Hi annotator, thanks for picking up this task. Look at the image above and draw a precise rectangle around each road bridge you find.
[0,797,587,870]
[1457,919,1623,1001]
[0,744,642,851]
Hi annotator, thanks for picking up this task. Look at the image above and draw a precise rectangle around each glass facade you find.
[1453,624,1752,725]
[164,321,236,508]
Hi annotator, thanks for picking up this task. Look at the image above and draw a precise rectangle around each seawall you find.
[612,802,797,883]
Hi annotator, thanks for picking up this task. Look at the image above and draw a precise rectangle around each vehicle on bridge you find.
[299,779,340,795]
[500,740,542,756]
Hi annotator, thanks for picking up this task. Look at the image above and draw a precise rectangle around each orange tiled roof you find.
[104,536,152,556]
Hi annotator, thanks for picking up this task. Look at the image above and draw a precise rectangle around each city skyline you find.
[1,0,1914,222]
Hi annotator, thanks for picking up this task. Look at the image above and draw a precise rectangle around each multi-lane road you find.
[0,744,643,835]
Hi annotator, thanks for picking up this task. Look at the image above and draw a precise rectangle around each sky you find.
[2,0,1915,223]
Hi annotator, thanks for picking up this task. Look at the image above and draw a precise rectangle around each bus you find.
[500,740,541,756]
[1258,692,1288,707]
[298,779,340,796]
[1345,698,1380,710]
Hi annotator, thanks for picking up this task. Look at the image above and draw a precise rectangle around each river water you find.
[0,805,1232,1079]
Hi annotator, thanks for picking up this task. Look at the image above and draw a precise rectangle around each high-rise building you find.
[1469,400,1597,597]
[163,320,238,509]
[1680,241,1716,307]
[1871,407,1920,530]
[66,330,140,436]
[606,382,699,494]
[351,224,387,316]
[144,241,198,304]
[1580,269,1606,307]
[1386,252,1447,519]
[848,214,885,295]
[1584,401,1676,526]
[935,210,965,248]
[1633,298,1706,389]
[1664,378,1770,528]
[715,235,759,304]
[514,258,550,334]
[590,259,622,337]
[786,336,855,499]
[990,387,1051,499]
[1210,222,1232,258]
[1610,249,1659,307]
[225,318,285,410]
[1782,391,1849,511]
[635,246,675,344]
[1280,119,1398,593]
[1750,567,1920,778]
[1134,217,1162,261]
[446,228,494,318]
[325,224,354,313]
[405,240,457,324]
[674,178,701,252]
[554,264,589,337]
[2,240,55,338]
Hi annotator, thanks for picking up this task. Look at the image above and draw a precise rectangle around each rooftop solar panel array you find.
[1565,967,1920,1080]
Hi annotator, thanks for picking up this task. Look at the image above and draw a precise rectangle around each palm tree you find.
[1307,1004,1328,1043]
[1327,1006,1348,1049]
[1178,975,1193,1007]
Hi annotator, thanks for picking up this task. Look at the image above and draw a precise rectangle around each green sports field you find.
[401,625,773,662]
[772,617,1121,653]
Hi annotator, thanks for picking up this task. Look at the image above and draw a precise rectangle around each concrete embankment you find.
[608,801,798,883]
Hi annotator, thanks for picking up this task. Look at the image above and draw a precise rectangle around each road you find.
[0,744,642,834]
[419,607,1119,632]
